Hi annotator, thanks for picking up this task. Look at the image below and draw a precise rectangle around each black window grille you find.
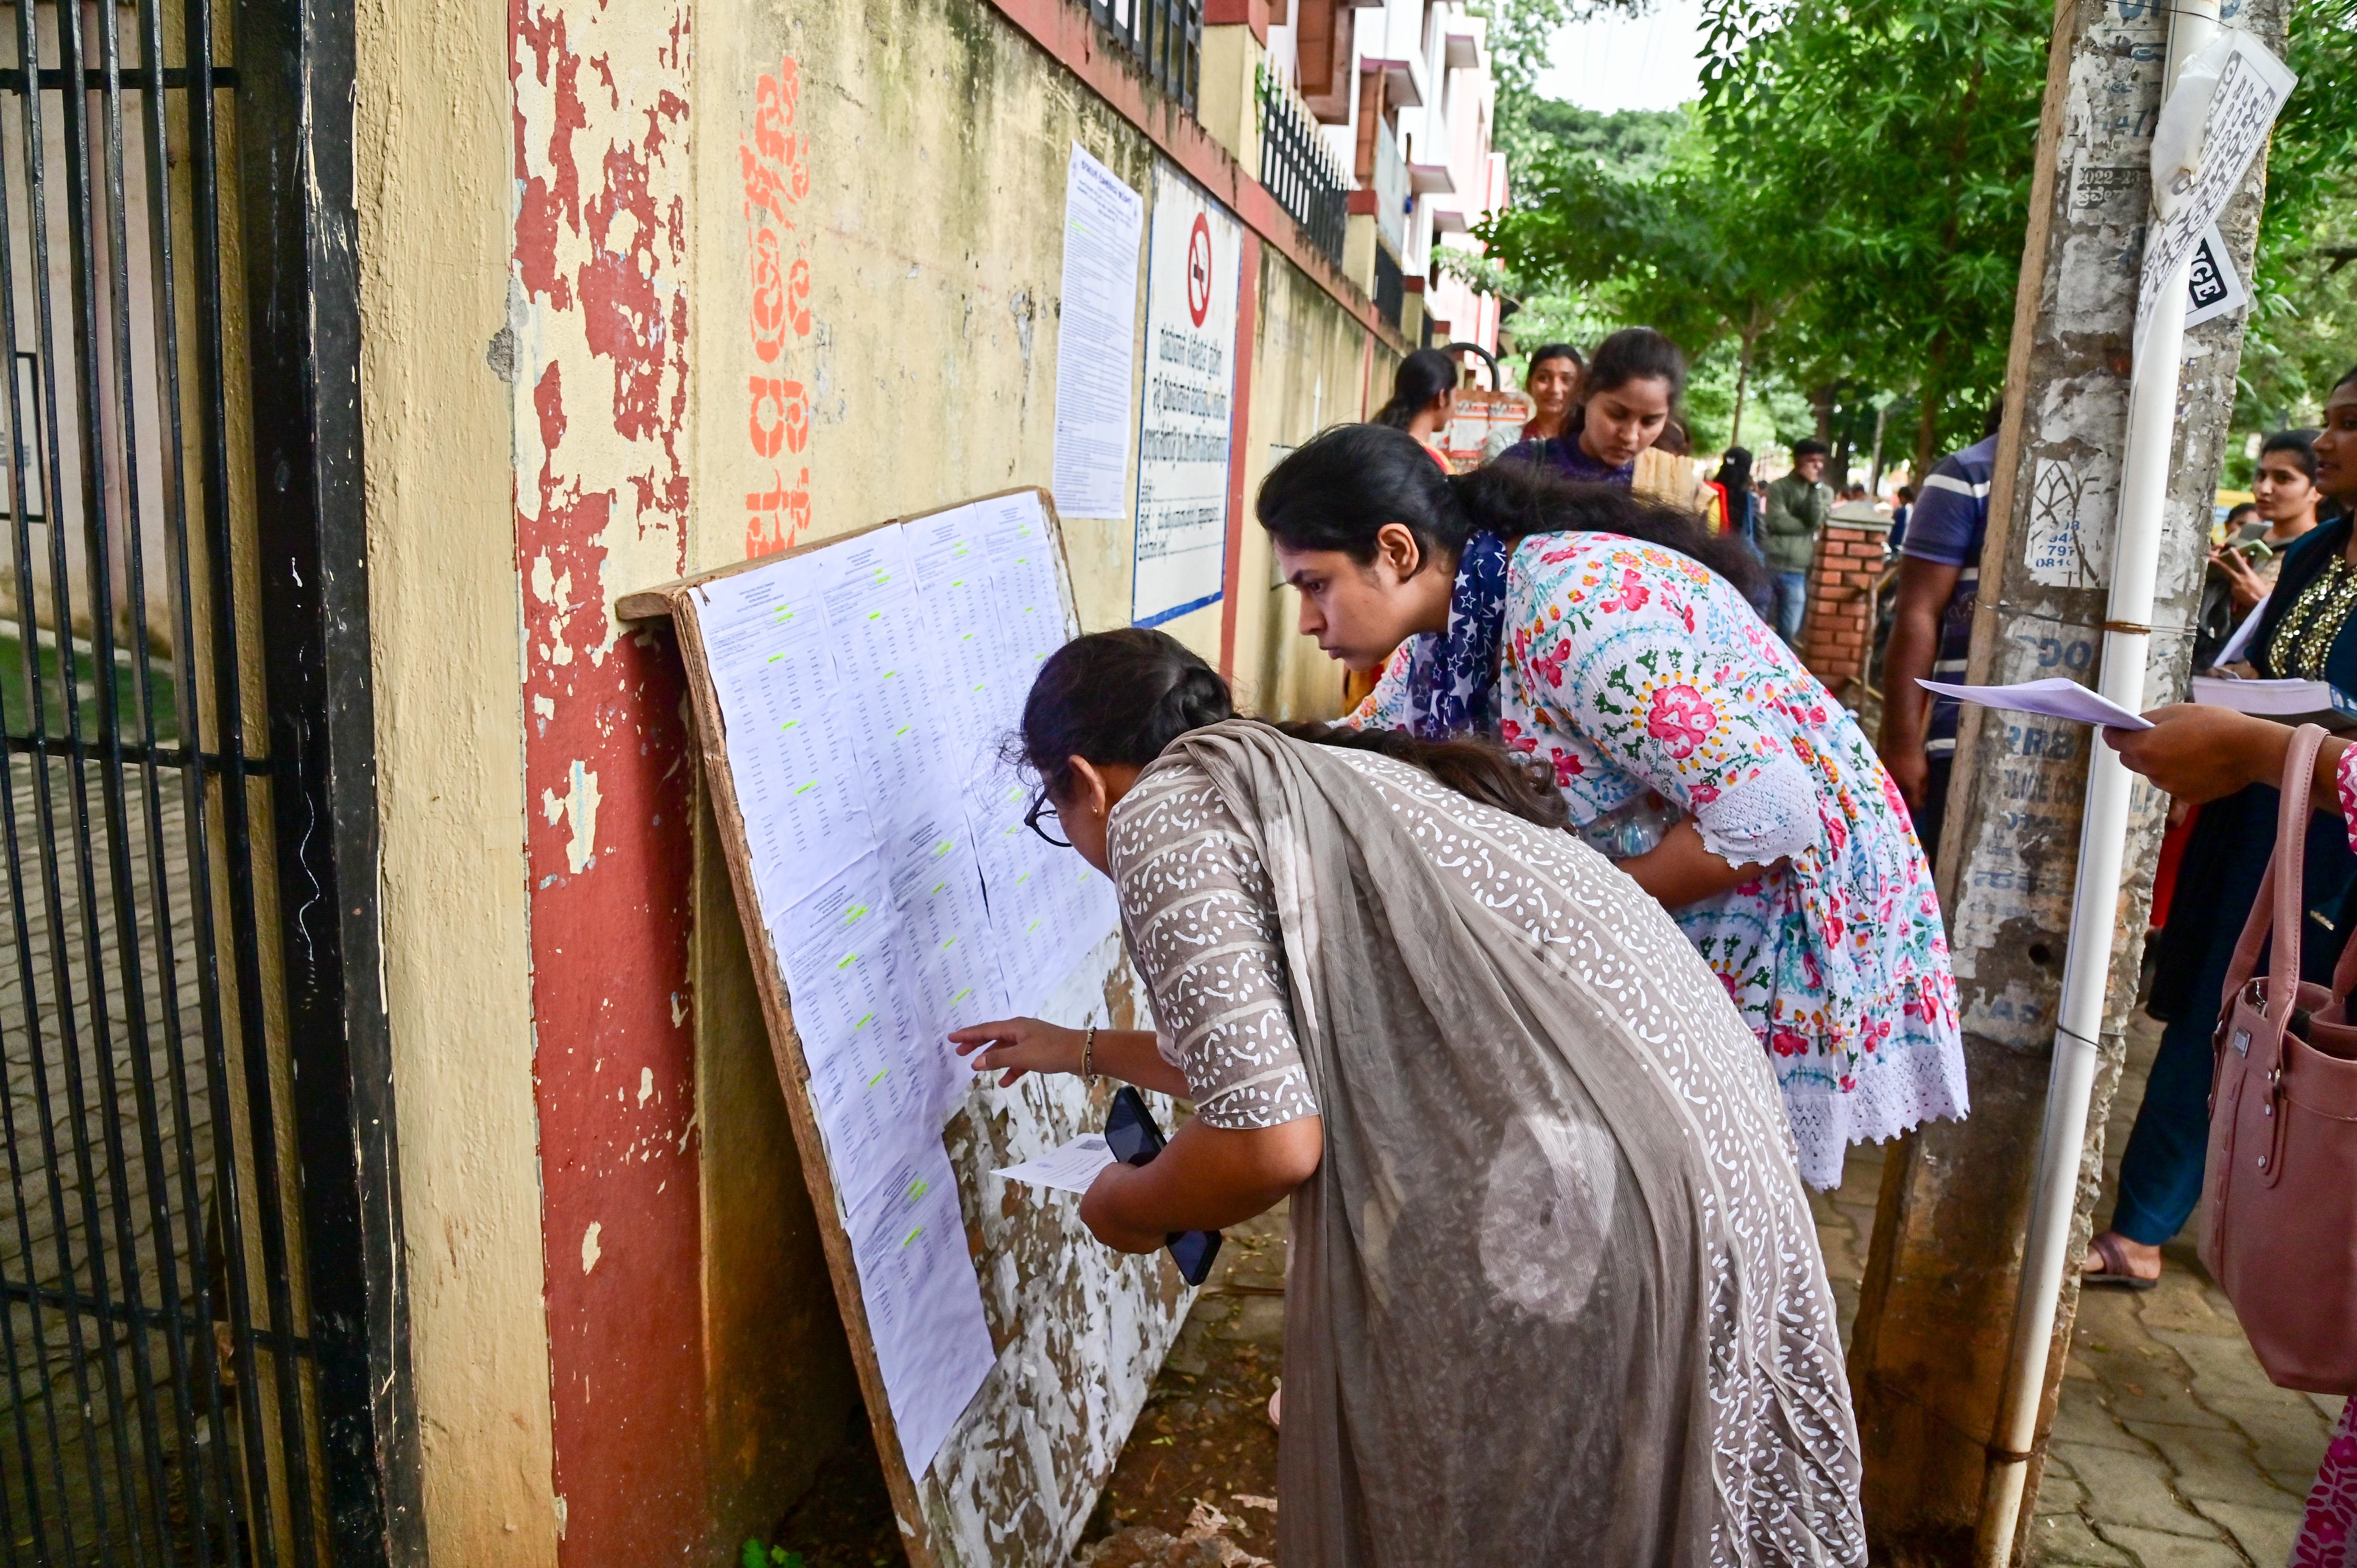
[1374,245,1404,330]
[1089,0,1200,114]
[0,0,411,1564]
[1257,77,1346,268]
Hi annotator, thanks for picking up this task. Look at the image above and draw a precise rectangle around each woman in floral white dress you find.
[1260,423,1967,1187]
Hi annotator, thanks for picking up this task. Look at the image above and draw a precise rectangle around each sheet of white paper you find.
[846,1146,996,1478]
[1915,676,2154,731]
[778,856,936,1211]
[883,814,1007,1120]
[992,1132,1117,1195]
[904,506,1019,782]
[696,564,875,903]
[2217,592,2269,667]
[2135,32,2297,362]
[818,531,960,830]
[2184,220,2249,329]
[1052,147,1145,519]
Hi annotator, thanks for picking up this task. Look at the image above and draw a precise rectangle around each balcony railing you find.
[1259,76,1348,267]
[1091,0,1201,113]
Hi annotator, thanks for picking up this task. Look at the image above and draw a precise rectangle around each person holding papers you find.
[2082,367,2357,1289]
[1258,423,1966,1190]
[952,627,1864,1566]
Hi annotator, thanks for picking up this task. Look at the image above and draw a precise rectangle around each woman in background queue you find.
[2084,367,2357,1289]
[1479,342,1582,464]
[2210,428,2325,622]
[1371,347,1459,468]
[951,628,1865,1566]
[1262,424,1966,1189]
[1500,326,1703,513]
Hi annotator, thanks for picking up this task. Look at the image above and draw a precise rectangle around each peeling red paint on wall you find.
[512,2,706,1560]
[745,58,814,557]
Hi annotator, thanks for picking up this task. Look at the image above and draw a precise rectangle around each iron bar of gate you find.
[1258,78,1346,268]
[107,2,237,1561]
[9,0,155,1555]
[186,0,302,1554]
[237,0,423,1556]
[0,14,97,1563]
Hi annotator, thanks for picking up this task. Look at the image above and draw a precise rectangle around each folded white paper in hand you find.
[1915,676,2154,731]
[992,1133,1117,1195]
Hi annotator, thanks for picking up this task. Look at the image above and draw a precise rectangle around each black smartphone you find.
[1104,1086,1223,1287]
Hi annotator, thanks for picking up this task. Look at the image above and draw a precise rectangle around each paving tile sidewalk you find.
[1812,1012,2341,1567]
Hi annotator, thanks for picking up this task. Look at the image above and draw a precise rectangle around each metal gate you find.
[0,2,413,1565]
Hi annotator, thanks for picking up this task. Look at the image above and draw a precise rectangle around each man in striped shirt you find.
[1878,411,2002,865]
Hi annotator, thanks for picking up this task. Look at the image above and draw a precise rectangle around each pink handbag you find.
[2200,722,2357,1394]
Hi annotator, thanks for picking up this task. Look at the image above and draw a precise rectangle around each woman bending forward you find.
[1265,423,1966,1188]
[955,629,1865,1566]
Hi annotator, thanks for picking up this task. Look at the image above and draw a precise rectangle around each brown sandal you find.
[2082,1232,2160,1291]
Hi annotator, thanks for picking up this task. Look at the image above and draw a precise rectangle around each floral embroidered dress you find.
[2286,746,2357,1568]
[1348,529,1967,1187]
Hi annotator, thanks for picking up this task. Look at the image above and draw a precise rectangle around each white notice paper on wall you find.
[2134,31,2295,363]
[686,496,1122,1486]
[847,1145,996,1477]
[1052,147,1145,519]
[1133,162,1243,627]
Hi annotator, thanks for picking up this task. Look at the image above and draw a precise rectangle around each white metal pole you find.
[1972,5,2218,1563]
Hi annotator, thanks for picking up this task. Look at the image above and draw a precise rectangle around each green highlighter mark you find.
[854,1011,875,1031]
[836,953,857,971]
[868,1067,889,1086]
[794,780,816,796]
[901,1226,924,1248]
[952,986,972,1003]
[907,1178,929,1200]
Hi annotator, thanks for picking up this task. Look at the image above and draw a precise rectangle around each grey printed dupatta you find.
[1157,722,1863,1567]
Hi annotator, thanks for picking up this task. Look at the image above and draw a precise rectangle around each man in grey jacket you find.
[1762,438,1832,643]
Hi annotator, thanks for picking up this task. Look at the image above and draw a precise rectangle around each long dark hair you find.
[1374,348,1458,429]
[1256,422,1770,605]
[1017,629,1567,830]
[1713,445,1753,495]
[1567,327,1686,439]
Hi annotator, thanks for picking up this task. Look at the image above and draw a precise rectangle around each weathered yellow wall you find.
[353,0,561,1561]
[1234,246,1385,720]
[355,0,1391,1544]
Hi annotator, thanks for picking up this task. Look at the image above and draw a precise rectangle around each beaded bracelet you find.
[1081,1024,1097,1083]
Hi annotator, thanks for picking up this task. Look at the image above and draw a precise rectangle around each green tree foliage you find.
[1481,148,1804,439]
[1479,0,2048,476]
[1499,100,1687,182]
[1699,0,2048,477]
[2236,0,2357,430]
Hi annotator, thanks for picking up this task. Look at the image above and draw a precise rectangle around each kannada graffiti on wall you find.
[744,59,813,557]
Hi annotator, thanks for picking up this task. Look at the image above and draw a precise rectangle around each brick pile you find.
[1798,514,1893,694]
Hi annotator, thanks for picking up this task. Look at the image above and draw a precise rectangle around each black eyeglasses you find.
[1024,790,1071,848]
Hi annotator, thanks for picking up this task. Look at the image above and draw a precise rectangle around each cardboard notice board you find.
[617,489,1194,1566]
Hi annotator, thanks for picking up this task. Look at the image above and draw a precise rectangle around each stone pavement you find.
[1811,1012,2341,1567]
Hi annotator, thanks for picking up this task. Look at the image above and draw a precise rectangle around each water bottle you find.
[1577,789,1683,861]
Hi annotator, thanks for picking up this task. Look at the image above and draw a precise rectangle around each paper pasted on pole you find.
[1132,163,1242,628]
[1053,147,1145,521]
[2131,31,2294,364]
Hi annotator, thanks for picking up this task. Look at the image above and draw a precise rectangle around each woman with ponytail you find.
[1372,346,1459,467]
[1262,423,1967,1189]
[952,627,1864,1566]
